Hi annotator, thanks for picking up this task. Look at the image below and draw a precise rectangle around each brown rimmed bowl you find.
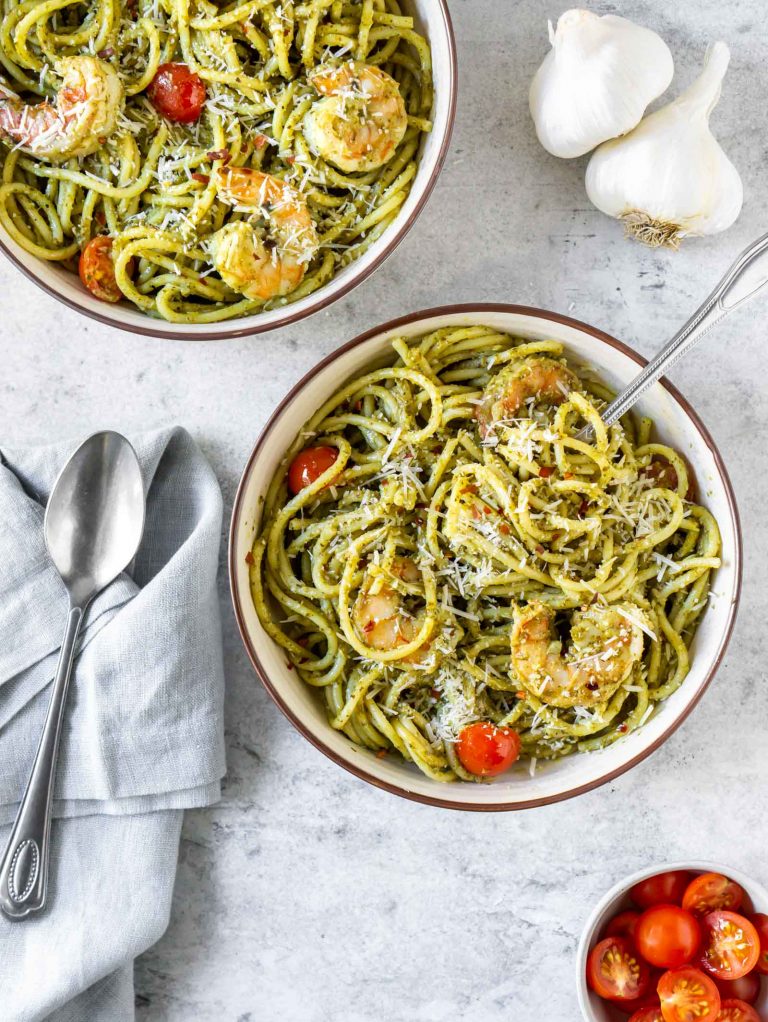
[0,1,456,341]
[229,305,742,810]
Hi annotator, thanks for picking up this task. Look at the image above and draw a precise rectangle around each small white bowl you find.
[230,304,742,811]
[0,1,456,340]
[577,861,768,1020]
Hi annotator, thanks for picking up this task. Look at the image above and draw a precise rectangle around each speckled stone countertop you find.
[2,1,767,1019]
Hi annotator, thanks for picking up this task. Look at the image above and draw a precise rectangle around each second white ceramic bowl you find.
[577,861,768,1020]
[230,304,741,810]
[0,1,457,340]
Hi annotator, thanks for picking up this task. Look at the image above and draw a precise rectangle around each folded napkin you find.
[0,427,226,1022]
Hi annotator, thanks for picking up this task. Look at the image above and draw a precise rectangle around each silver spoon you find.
[0,431,145,919]
[578,231,768,440]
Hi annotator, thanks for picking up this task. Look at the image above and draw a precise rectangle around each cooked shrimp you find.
[353,557,428,660]
[0,56,122,161]
[475,356,579,435]
[209,168,319,301]
[510,601,648,709]
[303,60,407,173]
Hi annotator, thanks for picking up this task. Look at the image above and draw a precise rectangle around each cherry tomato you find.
[657,966,721,1022]
[629,1009,664,1022]
[456,721,521,777]
[78,236,123,303]
[715,973,761,1004]
[636,905,702,969]
[614,979,661,1016]
[750,913,768,975]
[148,63,206,123]
[587,936,651,1003]
[699,912,760,980]
[683,874,744,916]
[287,446,339,494]
[606,911,642,944]
[644,459,679,490]
[717,1000,761,1022]
[631,872,695,910]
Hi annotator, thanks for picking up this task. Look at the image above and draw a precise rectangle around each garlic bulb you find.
[529,9,673,159]
[585,42,743,248]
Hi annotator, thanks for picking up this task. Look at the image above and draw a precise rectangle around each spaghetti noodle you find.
[251,326,722,782]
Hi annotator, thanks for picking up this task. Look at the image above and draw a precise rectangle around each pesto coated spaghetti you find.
[251,327,722,782]
[0,0,432,322]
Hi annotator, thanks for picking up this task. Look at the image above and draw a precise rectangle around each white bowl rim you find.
[576,860,768,1021]
[229,303,743,811]
[0,1,458,341]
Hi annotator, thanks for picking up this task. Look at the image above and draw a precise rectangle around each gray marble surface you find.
[2,1,767,1019]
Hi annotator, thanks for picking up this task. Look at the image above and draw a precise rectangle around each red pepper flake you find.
[577,500,590,518]
[563,472,574,480]
[285,155,296,165]
[539,466,554,478]
[245,551,254,566]
[586,681,599,692]
[98,46,115,58]
[191,172,210,184]
[535,543,545,554]
[285,661,294,671]
[499,523,511,535]
[353,400,362,412]
[254,133,269,148]
[376,749,388,759]
[95,210,106,226]
[363,620,375,633]
[617,723,629,734]
[430,688,440,700]
[207,148,231,164]
[515,691,526,700]
[482,505,494,515]
[297,637,309,648]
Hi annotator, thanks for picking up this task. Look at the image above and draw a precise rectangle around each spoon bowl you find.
[45,431,146,607]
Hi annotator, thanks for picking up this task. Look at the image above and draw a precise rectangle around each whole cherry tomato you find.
[715,973,761,1004]
[635,904,701,969]
[287,446,339,494]
[148,63,206,123]
[606,910,642,944]
[749,913,768,975]
[456,721,521,777]
[631,872,694,910]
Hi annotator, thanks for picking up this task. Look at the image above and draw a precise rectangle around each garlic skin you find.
[585,42,743,248]
[529,9,674,159]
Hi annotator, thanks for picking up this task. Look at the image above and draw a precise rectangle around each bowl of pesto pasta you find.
[230,305,741,809]
[0,0,455,338]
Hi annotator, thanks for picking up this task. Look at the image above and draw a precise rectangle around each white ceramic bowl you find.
[230,305,742,810]
[0,2,456,340]
[577,861,768,1020]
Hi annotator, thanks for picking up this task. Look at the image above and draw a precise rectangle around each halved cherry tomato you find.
[148,63,206,123]
[715,973,761,1004]
[287,446,339,494]
[587,936,651,1002]
[683,874,744,916]
[717,1000,760,1022]
[78,236,123,303]
[614,978,661,1016]
[699,911,760,980]
[657,966,721,1022]
[629,1009,663,1022]
[456,721,521,777]
[606,910,642,944]
[631,872,695,910]
[636,905,701,969]
[750,913,768,975]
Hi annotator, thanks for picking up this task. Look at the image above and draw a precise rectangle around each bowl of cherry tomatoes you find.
[577,862,768,1022]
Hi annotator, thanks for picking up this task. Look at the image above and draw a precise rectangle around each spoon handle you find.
[601,231,768,428]
[0,606,83,918]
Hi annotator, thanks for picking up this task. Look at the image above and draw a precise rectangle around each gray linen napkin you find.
[0,427,226,1022]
